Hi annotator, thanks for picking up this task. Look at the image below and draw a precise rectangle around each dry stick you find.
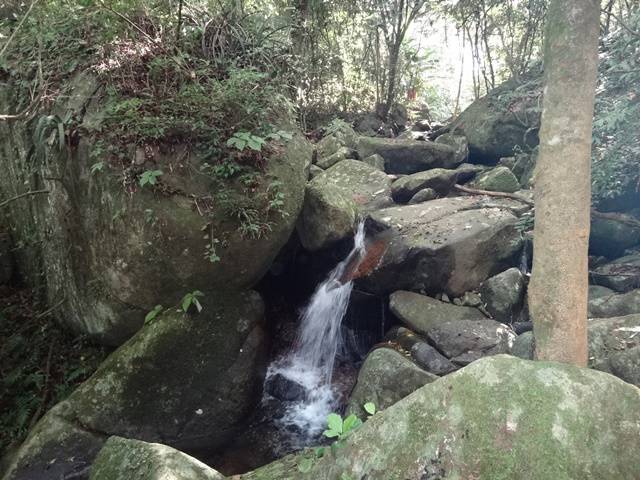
[453,184,535,206]
[0,189,50,208]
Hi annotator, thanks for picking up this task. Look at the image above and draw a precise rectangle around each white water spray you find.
[265,222,367,441]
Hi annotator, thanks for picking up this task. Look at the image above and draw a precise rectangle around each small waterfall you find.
[264,222,367,444]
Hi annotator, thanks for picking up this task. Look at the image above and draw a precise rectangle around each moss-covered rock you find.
[357,137,459,174]
[472,166,521,193]
[390,168,458,203]
[2,291,266,480]
[297,160,392,251]
[346,348,437,418]
[0,73,311,346]
[90,437,224,480]
[244,355,640,480]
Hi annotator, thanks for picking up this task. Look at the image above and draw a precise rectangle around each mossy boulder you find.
[472,166,521,193]
[244,355,640,480]
[346,347,437,418]
[357,137,459,174]
[0,72,311,346]
[390,168,458,203]
[2,291,266,480]
[90,437,224,480]
[297,160,393,251]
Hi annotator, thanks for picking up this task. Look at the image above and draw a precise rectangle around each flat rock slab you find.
[357,137,459,174]
[425,318,516,359]
[359,196,525,296]
[389,290,486,335]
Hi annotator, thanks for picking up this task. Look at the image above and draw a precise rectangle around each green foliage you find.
[138,169,163,187]
[144,304,164,324]
[180,290,204,313]
[90,161,105,175]
[363,401,376,415]
[227,131,267,152]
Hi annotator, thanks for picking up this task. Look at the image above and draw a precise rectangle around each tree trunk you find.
[379,42,401,120]
[528,0,600,366]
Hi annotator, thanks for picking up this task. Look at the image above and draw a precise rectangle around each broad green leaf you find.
[144,305,163,324]
[297,458,313,473]
[323,429,340,438]
[342,414,362,434]
[364,402,376,415]
[326,413,343,433]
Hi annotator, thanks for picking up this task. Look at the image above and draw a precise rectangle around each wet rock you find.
[90,437,225,480]
[245,356,640,480]
[434,133,468,163]
[479,268,526,323]
[391,168,459,203]
[264,373,307,402]
[389,290,486,335]
[410,342,457,375]
[590,254,640,292]
[588,288,640,318]
[510,331,534,359]
[590,213,640,258]
[455,163,486,183]
[3,291,267,480]
[361,154,385,171]
[471,166,520,193]
[425,318,516,359]
[408,188,438,204]
[357,137,459,174]
[297,160,393,251]
[346,347,437,418]
[360,196,524,296]
[316,146,357,169]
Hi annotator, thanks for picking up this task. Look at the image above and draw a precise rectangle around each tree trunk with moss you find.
[528,0,600,366]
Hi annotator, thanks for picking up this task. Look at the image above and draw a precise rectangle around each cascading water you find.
[264,222,367,445]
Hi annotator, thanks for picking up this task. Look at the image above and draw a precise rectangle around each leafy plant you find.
[363,402,376,415]
[90,161,105,175]
[324,412,363,442]
[226,131,267,152]
[144,305,164,324]
[179,290,204,313]
[138,170,163,187]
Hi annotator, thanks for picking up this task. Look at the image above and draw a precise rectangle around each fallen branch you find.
[453,184,535,206]
[0,189,49,208]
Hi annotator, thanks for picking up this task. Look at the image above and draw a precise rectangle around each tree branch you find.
[0,189,50,208]
[453,184,535,206]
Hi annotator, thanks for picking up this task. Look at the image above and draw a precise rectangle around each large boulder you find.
[447,73,541,163]
[316,146,357,169]
[390,168,458,203]
[359,196,525,296]
[297,160,393,251]
[434,133,469,164]
[590,254,640,292]
[2,291,267,480]
[346,347,437,418]
[389,291,486,334]
[589,213,640,258]
[315,123,359,158]
[479,268,527,323]
[589,288,640,318]
[90,437,224,480]
[0,73,311,346]
[243,356,640,480]
[357,137,459,174]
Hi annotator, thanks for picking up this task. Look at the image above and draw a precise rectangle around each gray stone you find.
[590,254,640,292]
[297,160,393,251]
[357,137,459,174]
[588,288,640,318]
[389,290,486,335]
[479,268,526,323]
[244,356,640,480]
[588,314,640,386]
[316,146,357,169]
[455,163,486,183]
[391,168,458,203]
[425,319,516,359]
[389,326,457,375]
[510,331,534,359]
[360,196,524,296]
[472,166,521,193]
[90,437,224,480]
[408,188,438,204]
[3,291,266,480]
[308,164,324,179]
[361,154,385,171]
[346,348,437,418]
[590,213,640,258]
[434,133,468,163]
